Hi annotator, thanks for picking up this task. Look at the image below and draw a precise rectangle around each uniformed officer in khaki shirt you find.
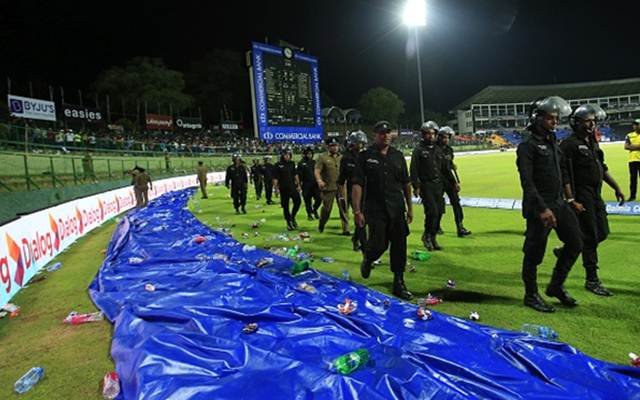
[196,161,208,199]
[314,137,349,234]
[132,166,153,208]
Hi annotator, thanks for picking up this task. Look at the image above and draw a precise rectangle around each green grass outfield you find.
[0,144,637,399]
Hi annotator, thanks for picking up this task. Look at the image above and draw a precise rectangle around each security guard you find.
[315,137,349,234]
[338,130,369,251]
[410,121,457,251]
[625,119,640,201]
[353,121,414,300]
[262,155,275,205]
[436,126,471,237]
[559,104,624,296]
[225,153,248,214]
[196,161,208,199]
[250,159,264,200]
[297,147,321,220]
[516,96,583,313]
[132,166,153,208]
[273,147,302,231]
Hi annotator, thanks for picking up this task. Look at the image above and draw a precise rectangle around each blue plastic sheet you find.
[90,189,640,399]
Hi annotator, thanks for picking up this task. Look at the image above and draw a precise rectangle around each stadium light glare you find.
[403,0,426,27]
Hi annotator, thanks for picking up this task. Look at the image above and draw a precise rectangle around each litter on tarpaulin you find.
[337,299,357,315]
[417,307,433,321]
[243,323,258,334]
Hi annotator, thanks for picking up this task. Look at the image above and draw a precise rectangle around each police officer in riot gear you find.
[338,130,369,252]
[559,104,624,296]
[436,126,471,237]
[273,147,302,231]
[353,121,414,300]
[262,155,275,204]
[410,121,457,251]
[250,159,264,200]
[516,96,583,312]
[225,153,248,214]
[297,147,321,220]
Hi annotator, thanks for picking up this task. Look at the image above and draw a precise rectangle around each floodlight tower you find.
[403,0,427,124]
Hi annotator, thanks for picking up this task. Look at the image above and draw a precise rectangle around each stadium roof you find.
[453,77,640,110]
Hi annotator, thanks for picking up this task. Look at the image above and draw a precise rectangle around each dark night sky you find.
[2,0,639,113]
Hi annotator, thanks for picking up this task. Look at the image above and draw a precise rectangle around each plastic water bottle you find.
[321,257,335,263]
[521,323,558,340]
[332,349,370,375]
[286,246,299,257]
[341,270,351,281]
[242,244,256,252]
[63,311,104,325]
[412,251,431,261]
[46,262,62,272]
[14,367,44,394]
[128,256,144,265]
[291,260,310,275]
[101,371,120,399]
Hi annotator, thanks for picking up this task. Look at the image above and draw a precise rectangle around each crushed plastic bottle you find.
[290,260,310,275]
[341,270,351,281]
[14,367,44,394]
[630,353,640,367]
[3,303,20,318]
[521,323,558,340]
[412,250,432,261]
[298,282,317,294]
[46,262,62,272]
[469,311,480,321]
[63,311,104,325]
[144,283,156,292]
[417,307,433,321]
[242,233,250,239]
[242,244,256,252]
[419,293,443,307]
[101,371,120,399]
[320,257,335,263]
[243,323,258,334]
[286,246,300,257]
[332,349,370,375]
[194,235,206,244]
[446,279,456,289]
[256,257,274,268]
[128,256,144,265]
[337,299,357,315]
[408,264,417,273]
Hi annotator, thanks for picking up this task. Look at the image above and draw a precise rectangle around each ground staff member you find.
[625,119,640,201]
[250,159,264,200]
[353,121,414,300]
[298,147,321,220]
[225,153,248,214]
[559,104,624,296]
[410,121,457,251]
[262,155,275,205]
[196,161,208,199]
[315,137,349,234]
[338,130,368,251]
[516,96,583,313]
[436,127,471,237]
[274,148,302,231]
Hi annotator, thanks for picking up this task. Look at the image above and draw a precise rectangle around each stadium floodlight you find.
[403,0,427,123]
[402,0,426,27]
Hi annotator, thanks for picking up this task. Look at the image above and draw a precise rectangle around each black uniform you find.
[516,129,583,298]
[410,140,456,241]
[225,163,248,212]
[353,144,410,274]
[338,150,366,251]
[250,163,264,200]
[560,133,609,282]
[274,160,301,224]
[262,162,275,204]
[437,143,465,232]
[297,157,321,218]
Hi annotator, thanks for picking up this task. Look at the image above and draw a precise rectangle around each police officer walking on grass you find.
[315,137,350,235]
[353,121,414,300]
[410,121,457,251]
[436,126,471,237]
[516,96,583,313]
[297,147,321,220]
[273,147,302,231]
[262,155,275,205]
[557,104,624,296]
[250,159,264,201]
[225,153,248,214]
[338,130,369,252]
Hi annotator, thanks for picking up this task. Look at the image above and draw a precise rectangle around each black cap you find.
[325,137,339,145]
[303,146,314,154]
[373,121,392,133]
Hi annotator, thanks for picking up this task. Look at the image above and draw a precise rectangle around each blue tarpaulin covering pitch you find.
[90,189,640,399]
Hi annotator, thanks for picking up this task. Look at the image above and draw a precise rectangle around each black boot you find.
[360,259,372,279]
[431,235,443,251]
[523,263,554,312]
[457,227,472,237]
[524,292,555,313]
[421,233,434,251]
[552,246,563,259]
[286,220,295,231]
[291,218,298,229]
[352,237,361,252]
[392,274,413,300]
[242,206,247,214]
[585,279,613,296]
[235,208,240,215]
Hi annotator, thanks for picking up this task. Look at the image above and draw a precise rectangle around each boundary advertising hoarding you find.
[0,172,225,307]
[62,103,103,123]
[8,94,56,122]
[249,42,323,144]
[145,114,174,130]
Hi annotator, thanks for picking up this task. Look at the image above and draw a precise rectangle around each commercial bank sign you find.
[251,42,323,144]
